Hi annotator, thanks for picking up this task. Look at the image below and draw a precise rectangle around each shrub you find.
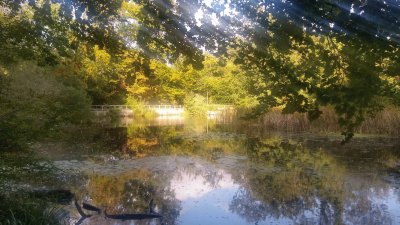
[126,96,156,118]
[0,63,91,151]
[183,93,207,117]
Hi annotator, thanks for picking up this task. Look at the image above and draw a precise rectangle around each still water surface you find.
[40,116,400,225]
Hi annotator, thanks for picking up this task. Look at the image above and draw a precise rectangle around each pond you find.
[5,115,400,225]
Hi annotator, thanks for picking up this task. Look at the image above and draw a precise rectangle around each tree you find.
[128,0,400,141]
[228,1,400,142]
[2,0,400,142]
[0,63,91,150]
[0,0,123,65]
[196,54,257,107]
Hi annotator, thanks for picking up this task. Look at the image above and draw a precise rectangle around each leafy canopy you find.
[130,0,400,141]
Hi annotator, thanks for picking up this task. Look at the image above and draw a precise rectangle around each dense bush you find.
[0,63,91,151]
[184,93,207,116]
[126,96,156,118]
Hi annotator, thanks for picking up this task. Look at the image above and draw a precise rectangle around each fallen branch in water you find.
[74,201,91,218]
[148,199,155,213]
[74,201,92,225]
[105,211,163,220]
[74,199,163,223]
[82,202,101,214]
[104,199,163,220]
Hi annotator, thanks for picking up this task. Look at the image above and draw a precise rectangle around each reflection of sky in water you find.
[171,168,238,200]
[170,168,400,225]
[59,153,400,225]
[367,188,400,225]
[170,167,293,225]
[388,189,400,225]
[180,188,264,225]
[50,116,400,225]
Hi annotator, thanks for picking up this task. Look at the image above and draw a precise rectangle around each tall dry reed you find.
[260,106,400,135]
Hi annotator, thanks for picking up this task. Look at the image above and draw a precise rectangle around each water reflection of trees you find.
[81,170,181,225]
[103,119,400,224]
[78,165,230,225]
[124,122,245,160]
[229,138,395,225]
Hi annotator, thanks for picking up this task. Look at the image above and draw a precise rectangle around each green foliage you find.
[0,196,62,225]
[128,0,205,68]
[122,54,256,109]
[120,0,400,141]
[236,27,399,142]
[79,45,125,104]
[195,55,258,108]
[0,63,91,150]
[184,93,207,117]
[126,96,156,118]
[0,0,123,65]
[125,58,187,104]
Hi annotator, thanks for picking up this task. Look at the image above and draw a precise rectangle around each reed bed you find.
[260,106,400,135]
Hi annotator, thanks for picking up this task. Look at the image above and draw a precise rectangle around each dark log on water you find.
[75,198,163,222]
[82,202,101,214]
[105,211,163,220]
[148,199,155,213]
[74,201,91,218]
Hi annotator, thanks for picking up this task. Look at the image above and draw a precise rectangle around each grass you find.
[260,106,400,135]
[0,152,69,225]
[0,196,63,225]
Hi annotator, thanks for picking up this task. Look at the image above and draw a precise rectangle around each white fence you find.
[92,105,185,116]
[91,104,233,116]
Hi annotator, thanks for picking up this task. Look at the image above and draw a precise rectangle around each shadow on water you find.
[3,115,400,225]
